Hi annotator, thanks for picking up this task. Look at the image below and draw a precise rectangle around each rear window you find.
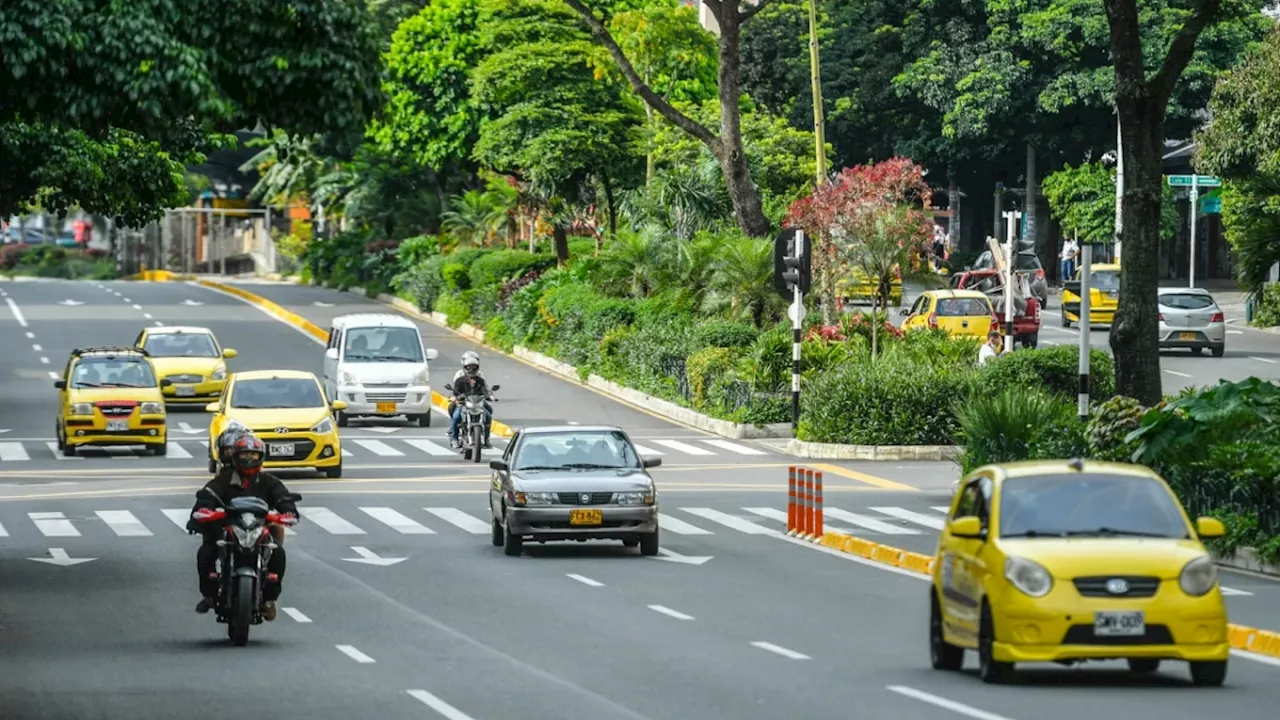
[998,473,1189,539]
[145,333,218,358]
[1159,293,1215,310]
[935,298,991,316]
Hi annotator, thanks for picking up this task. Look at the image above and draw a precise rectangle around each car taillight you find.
[1211,312,1224,323]
[927,313,938,329]
[1158,313,1164,321]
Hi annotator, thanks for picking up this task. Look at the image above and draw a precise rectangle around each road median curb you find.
[189,278,514,439]
[817,527,1280,660]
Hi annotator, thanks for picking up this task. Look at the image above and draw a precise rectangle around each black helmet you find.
[216,426,248,466]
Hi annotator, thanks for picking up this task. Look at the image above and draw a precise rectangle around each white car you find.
[1158,287,1225,357]
[322,313,439,426]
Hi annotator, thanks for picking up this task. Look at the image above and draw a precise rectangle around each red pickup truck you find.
[948,270,1041,348]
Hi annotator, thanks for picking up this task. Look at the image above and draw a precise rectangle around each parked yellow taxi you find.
[54,346,171,456]
[901,289,997,339]
[1062,263,1120,327]
[206,369,346,478]
[135,326,237,405]
[837,266,902,306]
[929,459,1229,685]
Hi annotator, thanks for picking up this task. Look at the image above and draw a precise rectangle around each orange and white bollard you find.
[802,468,815,540]
[812,471,824,542]
[787,466,798,535]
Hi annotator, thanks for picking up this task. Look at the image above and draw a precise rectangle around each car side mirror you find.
[1195,517,1225,539]
[489,459,508,472]
[324,348,339,361]
[643,457,662,468]
[490,384,501,391]
[899,308,910,316]
[443,383,453,392]
[159,378,173,387]
[204,402,219,413]
[426,348,439,361]
[331,400,348,411]
[222,348,238,359]
[54,379,66,389]
[949,516,985,539]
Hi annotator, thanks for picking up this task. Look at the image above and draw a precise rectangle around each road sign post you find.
[1167,175,1220,288]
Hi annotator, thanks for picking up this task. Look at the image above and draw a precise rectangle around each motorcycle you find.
[191,488,301,646]
[443,382,499,463]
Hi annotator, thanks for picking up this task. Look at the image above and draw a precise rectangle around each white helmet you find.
[461,351,480,376]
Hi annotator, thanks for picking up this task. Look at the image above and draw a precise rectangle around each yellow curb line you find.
[187,278,514,438]
[816,529,1280,661]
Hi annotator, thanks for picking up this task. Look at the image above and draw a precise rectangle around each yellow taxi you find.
[54,346,171,456]
[837,266,903,306]
[1062,263,1120,327]
[206,369,347,478]
[134,326,237,405]
[900,289,997,339]
[929,459,1229,686]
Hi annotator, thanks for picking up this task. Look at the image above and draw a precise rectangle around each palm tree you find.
[599,227,671,298]
[712,234,779,327]
[441,191,502,246]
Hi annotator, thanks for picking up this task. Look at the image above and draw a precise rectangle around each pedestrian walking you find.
[978,329,1002,366]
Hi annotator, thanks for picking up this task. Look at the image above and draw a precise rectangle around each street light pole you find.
[807,0,826,186]
[1189,175,1199,288]
[1078,242,1093,421]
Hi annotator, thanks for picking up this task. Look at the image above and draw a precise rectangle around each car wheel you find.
[62,438,77,457]
[1061,314,1070,328]
[325,461,342,479]
[1212,345,1225,358]
[416,413,431,427]
[503,516,523,557]
[491,516,503,547]
[1189,660,1227,686]
[929,591,964,671]
[336,410,349,428]
[152,442,167,456]
[977,601,1013,684]
[622,538,639,548]
[1192,347,1204,355]
[639,528,659,556]
[1127,658,1160,674]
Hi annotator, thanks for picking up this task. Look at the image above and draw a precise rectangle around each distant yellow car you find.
[901,289,997,339]
[54,346,171,456]
[206,369,347,478]
[838,266,903,306]
[1062,263,1120,327]
[135,326,237,405]
[929,459,1229,686]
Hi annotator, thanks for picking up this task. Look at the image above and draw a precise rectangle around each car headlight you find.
[211,364,227,381]
[411,368,429,385]
[1179,555,1218,596]
[231,525,264,548]
[617,491,654,506]
[340,371,357,385]
[1004,556,1053,597]
[513,491,557,506]
[140,402,164,414]
[311,416,334,434]
[70,402,93,415]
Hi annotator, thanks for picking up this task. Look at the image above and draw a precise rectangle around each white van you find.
[323,313,439,427]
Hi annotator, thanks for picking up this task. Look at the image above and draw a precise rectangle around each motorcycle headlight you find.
[411,368,429,385]
[231,525,264,548]
[140,402,164,414]
[1179,555,1218,596]
[340,371,357,385]
[616,491,654,506]
[311,416,334,434]
[70,402,93,415]
[211,364,227,381]
[514,491,557,506]
[1004,556,1053,597]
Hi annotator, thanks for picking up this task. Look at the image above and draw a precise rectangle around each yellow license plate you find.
[569,509,602,526]
[1179,332,1197,340]
[376,402,397,413]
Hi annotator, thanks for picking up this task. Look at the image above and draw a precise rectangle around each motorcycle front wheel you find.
[471,425,484,462]
[230,576,253,646]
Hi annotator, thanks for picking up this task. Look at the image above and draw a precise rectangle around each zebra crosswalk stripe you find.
[681,507,775,534]
[702,440,767,456]
[0,442,28,461]
[30,511,79,536]
[657,513,713,535]
[423,507,488,534]
[404,439,453,456]
[300,507,365,535]
[822,508,919,535]
[44,441,81,460]
[352,439,404,457]
[360,507,434,534]
[97,510,152,536]
[166,442,193,459]
[869,507,946,530]
[652,440,715,456]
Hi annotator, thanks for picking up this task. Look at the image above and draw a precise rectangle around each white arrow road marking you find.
[29,548,95,566]
[650,548,713,565]
[176,422,204,435]
[181,299,204,306]
[342,546,406,566]
[58,299,84,306]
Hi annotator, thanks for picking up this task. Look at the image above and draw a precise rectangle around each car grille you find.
[364,382,409,389]
[95,401,136,417]
[1072,576,1160,598]
[263,439,316,461]
[556,492,615,505]
[166,374,203,383]
[1062,624,1173,645]
[366,392,408,402]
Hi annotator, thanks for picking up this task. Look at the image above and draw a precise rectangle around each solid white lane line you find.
[681,507,776,534]
[30,511,80,536]
[751,641,810,659]
[1251,356,1278,364]
[1232,648,1280,667]
[702,439,767,455]
[353,439,405,457]
[404,438,454,456]
[652,439,716,455]
[360,507,435,534]
[566,574,603,587]
[166,442,193,458]
[407,689,478,720]
[423,507,488,533]
[5,298,28,327]
[335,645,375,663]
[869,506,945,530]
[648,605,694,620]
[1164,369,1192,378]
[887,686,1016,720]
[824,507,922,535]
[96,510,152,536]
[0,442,30,461]
[299,507,365,534]
[656,513,712,535]
[281,607,312,623]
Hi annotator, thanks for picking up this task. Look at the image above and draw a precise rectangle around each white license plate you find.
[175,386,196,396]
[106,420,129,432]
[269,443,295,457]
[1094,611,1145,637]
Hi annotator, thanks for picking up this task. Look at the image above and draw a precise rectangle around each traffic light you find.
[773,227,811,300]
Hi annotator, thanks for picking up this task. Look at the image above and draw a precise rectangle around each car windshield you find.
[343,327,424,363]
[230,378,325,409]
[1159,293,1216,310]
[71,358,157,388]
[999,473,1190,539]
[1088,271,1120,291]
[1015,253,1042,271]
[935,298,990,316]
[144,333,219,358]
[514,431,643,471]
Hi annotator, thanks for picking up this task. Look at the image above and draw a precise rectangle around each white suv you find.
[322,313,439,426]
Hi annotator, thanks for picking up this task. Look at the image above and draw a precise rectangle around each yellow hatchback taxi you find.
[1062,263,1120,327]
[930,459,1229,686]
[901,289,997,339]
[837,266,903,306]
[206,370,347,478]
[54,346,171,456]
[135,326,237,405]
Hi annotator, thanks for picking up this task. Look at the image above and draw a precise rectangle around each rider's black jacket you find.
[452,374,489,398]
[185,468,297,533]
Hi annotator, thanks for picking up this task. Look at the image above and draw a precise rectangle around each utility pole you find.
[1077,238,1093,421]
[1114,115,1124,263]
[807,0,826,186]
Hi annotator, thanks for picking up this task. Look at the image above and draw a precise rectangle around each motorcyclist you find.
[448,350,494,449]
[213,425,248,472]
[187,432,298,621]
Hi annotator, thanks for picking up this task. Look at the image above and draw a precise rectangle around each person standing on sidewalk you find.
[1059,236,1079,285]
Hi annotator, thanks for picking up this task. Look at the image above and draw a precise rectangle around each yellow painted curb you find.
[127,270,193,282]
[816,528,1278,660]
[193,279,515,438]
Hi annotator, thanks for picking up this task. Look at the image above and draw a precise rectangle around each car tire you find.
[503,517,523,557]
[1212,345,1225,358]
[1127,658,1160,674]
[622,538,639,548]
[929,591,964,671]
[1189,660,1227,686]
[491,516,504,547]
[416,413,431,427]
[336,410,349,428]
[977,601,1013,684]
[153,442,167,456]
[639,528,659,556]
[1061,314,1070,328]
[62,438,77,458]
[325,461,343,479]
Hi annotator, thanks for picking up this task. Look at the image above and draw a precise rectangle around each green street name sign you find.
[1167,174,1221,187]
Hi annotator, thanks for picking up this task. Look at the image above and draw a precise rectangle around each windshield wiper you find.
[1064,527,1170,538]
[1003,530,1066,538]
[561,463,623,469]
[516,465,563,471]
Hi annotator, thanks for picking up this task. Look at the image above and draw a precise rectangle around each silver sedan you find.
[1158,287,1226,356]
